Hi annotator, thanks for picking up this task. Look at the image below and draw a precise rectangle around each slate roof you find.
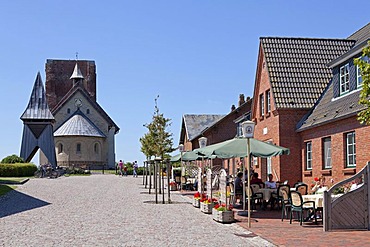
[51,84,120,134]
[54,109,106,137]
[297,84,365,131]
[183,114,225,141]
[21,72,54,120]
[348,22,370,47]
[261,37,355,109]
[297,23,370,131]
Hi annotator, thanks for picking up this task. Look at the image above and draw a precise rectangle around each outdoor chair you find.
[250,183,261,192]
[289,191,317,225]
[175,176,181,190]
[248,186,263,209]
[272,184,290,210]
[280,189,291,221]
[295,183,308,195]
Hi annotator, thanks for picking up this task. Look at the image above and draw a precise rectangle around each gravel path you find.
[0,175,274,246]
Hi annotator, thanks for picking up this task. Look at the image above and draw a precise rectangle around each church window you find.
[94,143,99,154]
[87,109,90,114]
[67,108,71,114]
[76,143,81,154]
[58,143,63,154]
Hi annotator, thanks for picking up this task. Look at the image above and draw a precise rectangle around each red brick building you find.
[297,23,370,185]
[251,23,370,185]
[251,37,354,184]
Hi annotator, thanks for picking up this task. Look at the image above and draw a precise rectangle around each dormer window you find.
[340,64,350,95]
[357,56,369,88]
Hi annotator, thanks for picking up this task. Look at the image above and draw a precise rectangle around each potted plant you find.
[212,203,234,223]
[169,181,177,191]
[200,198,218,214]
[193,192,206,208]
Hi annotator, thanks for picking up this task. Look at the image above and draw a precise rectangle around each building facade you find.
[40,59,119,169]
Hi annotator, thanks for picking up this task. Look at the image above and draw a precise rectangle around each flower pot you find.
[200,202,214,214]
[212,208,234,223]
[170,184,177,191]
[193,198,200,208]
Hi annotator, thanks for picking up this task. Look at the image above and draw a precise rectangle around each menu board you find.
[197,167,202,193]
[219,169,227,203]
[206,169,212,197]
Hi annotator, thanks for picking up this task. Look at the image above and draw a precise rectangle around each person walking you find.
[133,161,138,177]
[118,160,124,176]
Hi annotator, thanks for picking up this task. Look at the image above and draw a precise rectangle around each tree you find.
[354,41,370,125]
[140,96,175,160]
[1,154,24,164]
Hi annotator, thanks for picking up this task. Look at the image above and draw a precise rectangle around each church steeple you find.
[70,62,84,86]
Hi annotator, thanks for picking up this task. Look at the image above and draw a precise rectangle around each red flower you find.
[214,204,220,209]
[314,177,319,182]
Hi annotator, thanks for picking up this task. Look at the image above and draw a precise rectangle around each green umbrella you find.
[196,137,289,158]
[170,150,202,162]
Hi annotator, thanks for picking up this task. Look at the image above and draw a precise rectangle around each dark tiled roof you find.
[183,114,225,141]
[54,109,106,137]
[348,22,370,46]
[296,83,365,131]
[21,72,54,120]
[261,37,355,109]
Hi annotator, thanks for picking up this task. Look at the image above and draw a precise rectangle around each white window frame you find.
[306,142,312,170]
[260,93,264,116]
[346,132,356,167]
[323,137,332,169]
[266,90,271,113]
[340,63,350,95]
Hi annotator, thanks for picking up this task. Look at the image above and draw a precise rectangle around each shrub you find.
[0,163,37,177]
[65,167,91,175]
[1,154,24,164]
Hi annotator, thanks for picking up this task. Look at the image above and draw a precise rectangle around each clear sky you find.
[0,0,368,166]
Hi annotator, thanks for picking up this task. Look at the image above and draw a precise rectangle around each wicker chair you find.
[272,184,290,210]
[280,189,291,221]
[248,186,264,209]
[289,191,317,225]
[295,183,308,195]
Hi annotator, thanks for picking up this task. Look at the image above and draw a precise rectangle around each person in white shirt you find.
[265,174,277,189]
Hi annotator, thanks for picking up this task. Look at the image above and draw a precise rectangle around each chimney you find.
[231,104,236,111]
[238,94,245,107]
[246,96,250,101]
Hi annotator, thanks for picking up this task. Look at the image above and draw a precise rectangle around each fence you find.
[323,162,370,231]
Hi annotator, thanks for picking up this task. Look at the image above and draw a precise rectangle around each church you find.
[39,59,120,169]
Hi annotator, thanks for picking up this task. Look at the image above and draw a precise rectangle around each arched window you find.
[94,143,99,154]
[76,143,81,154]
[58,143,63,154]
[67,108,71,114]
[87,109,90,114]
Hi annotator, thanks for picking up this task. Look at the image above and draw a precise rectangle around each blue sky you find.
[0,1,368,165]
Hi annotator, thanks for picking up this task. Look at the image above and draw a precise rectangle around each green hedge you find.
[0,163,37,177]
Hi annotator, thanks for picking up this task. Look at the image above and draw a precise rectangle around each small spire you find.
[70,63,84,80]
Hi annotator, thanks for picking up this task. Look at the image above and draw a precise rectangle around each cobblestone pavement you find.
[0,175,274,247]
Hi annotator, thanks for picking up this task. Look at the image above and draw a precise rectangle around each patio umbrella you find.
[170,150,201,162]
[196,137,290,159]
[195,137,290,227]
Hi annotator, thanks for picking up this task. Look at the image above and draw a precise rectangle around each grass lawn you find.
[0,184,16,196]
[0,177,27,183]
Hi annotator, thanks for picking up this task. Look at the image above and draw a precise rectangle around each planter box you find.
[200,202,214,214]
[170,184,177,191]
[212,208,234,223]
[193,198,200,208]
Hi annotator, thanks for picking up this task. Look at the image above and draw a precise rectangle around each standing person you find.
[118,160,123,176]
[123,164,128,176]
[133,161,138,177]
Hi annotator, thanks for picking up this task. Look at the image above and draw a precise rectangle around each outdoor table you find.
[257,188,277,201]
[302,193,343,209]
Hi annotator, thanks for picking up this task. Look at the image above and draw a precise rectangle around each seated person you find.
[234,172,244,202]
[265,174,277,189]
[250,172,263,185]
